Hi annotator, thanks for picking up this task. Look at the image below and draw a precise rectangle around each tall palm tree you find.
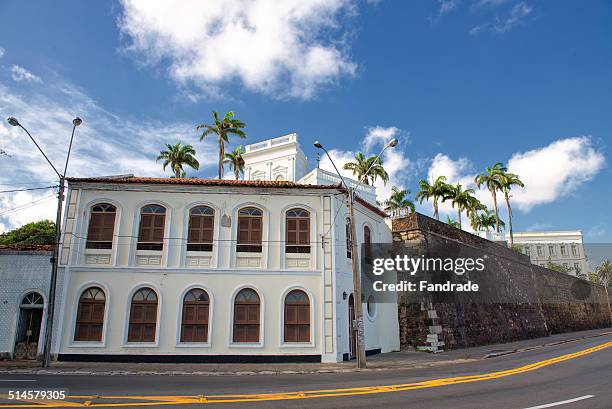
[343,152,389,185]
[497,171,525,247]
[415,176,451,221]
[384,186,415,217]
[446,183,477,230]
[197,111,246,179]
[156,142,199,178]
[479,209,505,233]
[224,145,245,180]
[475,162,506,233]
[594,259,612,324]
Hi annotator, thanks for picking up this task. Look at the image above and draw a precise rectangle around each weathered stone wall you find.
[392,213,611,350]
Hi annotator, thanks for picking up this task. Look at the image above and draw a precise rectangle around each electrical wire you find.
[0,185,58,194]
[0,194,56,216]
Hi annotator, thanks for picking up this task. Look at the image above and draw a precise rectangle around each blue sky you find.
[0,0,609,241]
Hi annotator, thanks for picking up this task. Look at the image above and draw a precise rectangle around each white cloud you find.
[424,136,606,222]
[117,0,358,100]
[507,136,605,211]
[10,65,42,83]
[439,0,460,15]
[586,224,605,239]
[494,2,532,33]
[475,0,508,7]
[319,126,414,202]
[525,223,552,232]
[0,79,219,232]
[0,47,5,59]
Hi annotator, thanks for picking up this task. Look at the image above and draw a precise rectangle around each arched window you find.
[128,287,158,343]
[346,217,352,259]
[187,206,214,252]
[237,207,263,253]
[74,287,106,341]
[233,288,260,343]
[284,290,310,343]
[86,203,116,249]
[363,225,372,263]
[180,289,210,343]
[137,205,166,251]
[286,208,310,253]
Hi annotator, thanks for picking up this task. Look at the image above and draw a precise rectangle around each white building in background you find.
[54,134,399,363]
[508,231,588,276]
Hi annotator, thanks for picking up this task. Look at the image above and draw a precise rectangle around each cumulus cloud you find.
[319,126,414,202]
[425,136,606,221]
[117,0,358,100]
[0,79,219,231]
[438,0,460,15]
[10,65,42,83]
[0,47,5,59]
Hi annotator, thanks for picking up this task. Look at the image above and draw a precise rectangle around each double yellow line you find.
[1,340,610,407]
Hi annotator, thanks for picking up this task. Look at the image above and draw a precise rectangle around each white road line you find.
[0,380,36,382]
[523,395,595,409]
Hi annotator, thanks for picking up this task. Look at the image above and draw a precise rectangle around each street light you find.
[314,138,398,369]
[7,116,82,368]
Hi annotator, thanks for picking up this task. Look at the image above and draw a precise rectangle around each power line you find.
[0,185,58,194]
[0,194,56,216]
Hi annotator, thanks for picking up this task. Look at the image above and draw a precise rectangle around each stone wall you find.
[392,213,611,351]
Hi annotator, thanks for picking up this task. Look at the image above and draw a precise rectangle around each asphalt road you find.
[1,335,610,409]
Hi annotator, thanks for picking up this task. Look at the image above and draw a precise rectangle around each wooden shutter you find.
[85,204,116,249]
[286,208,310,253]
[187,207,214,252]
[180,289,210,342]
[74,287,106,342]
[233,289,260,342]
[237,208,263,253]
[127,288,158,342]
[137,205,166,250]
[284,290,310,343]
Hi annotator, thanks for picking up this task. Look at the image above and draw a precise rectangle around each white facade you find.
[55,138,399,362]
[243,133,309,183]
[508,231,588,276]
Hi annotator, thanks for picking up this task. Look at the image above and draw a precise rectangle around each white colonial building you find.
[54,134,399,363]
[508,231,588,276]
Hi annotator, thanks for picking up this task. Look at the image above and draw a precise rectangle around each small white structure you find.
[0,245,63,360]
[508,231,588,276]
[55,135,399,363]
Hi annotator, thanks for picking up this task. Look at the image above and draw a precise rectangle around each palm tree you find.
[446,216,460,229]
[446,183,477,230]
[384,186,415,217]
[415,176,451,221]
[224,145,245,180]
[480,209,505,233]
[475,162,506,233]
[343,152,389,185]
[592,259,612,324]
[156,142,199,178]
[497,171,525,247]
[197,111,246,179]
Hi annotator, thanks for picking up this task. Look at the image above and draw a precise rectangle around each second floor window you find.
[286,208,310,253]
[86,203,116,249]
[560,245,566,256]
[137,205,166,251]
[571,244,578,256]
[364,225,372,263]
[548,245,555,256]
[187,206,214,252]
[237,207,263,253]
[537,246,543,256]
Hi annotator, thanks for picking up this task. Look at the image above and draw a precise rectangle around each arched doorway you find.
[348,294,356,359]
[14,292,44,360]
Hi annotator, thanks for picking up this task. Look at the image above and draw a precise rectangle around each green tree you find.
[475,162,506,233]
[0,220,55,245]
[446,216,460,229]
[197,111,246,179]
[156,142,200,178]
[415,176,451,221]
[384,186,415,217]
[224,145,246,180]
[545,261,573,274]
[343,152,389,185]
[445,183,477,230]
[498,171,525,247]
[471,208,504,233]
[590,259,612,323]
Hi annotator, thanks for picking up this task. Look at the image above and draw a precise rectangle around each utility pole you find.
[314,138,397,369]
[7,116,81,368]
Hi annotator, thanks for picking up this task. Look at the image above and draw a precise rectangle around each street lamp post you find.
[7,116,82,368]
[314,138,398,369]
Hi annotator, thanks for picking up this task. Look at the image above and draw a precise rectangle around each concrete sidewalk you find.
[1,328,610,377]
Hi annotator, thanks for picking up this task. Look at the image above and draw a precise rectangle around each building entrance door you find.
[348,294,356,359]
[14,292,44,360]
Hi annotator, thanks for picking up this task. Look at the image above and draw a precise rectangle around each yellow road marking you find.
[0,340,609,407]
